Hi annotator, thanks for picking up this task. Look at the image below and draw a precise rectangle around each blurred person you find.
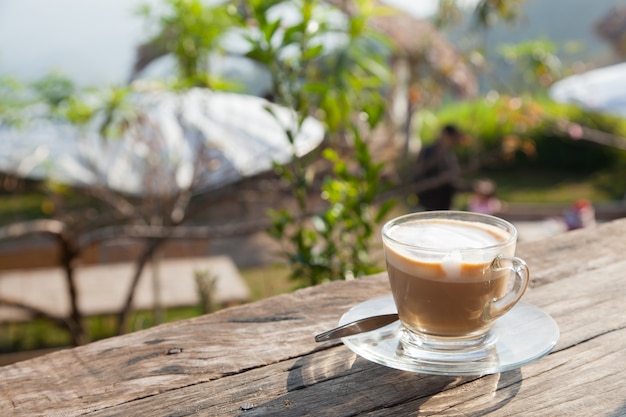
[562,199,596,230]
[468,179,502,215]
[414,124,467,211]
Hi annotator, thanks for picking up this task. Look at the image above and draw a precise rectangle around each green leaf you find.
[322,148,339,162]
[262,18,282,43]
[302,44,324,60]
[375,199,396,223]
[282,22,306,45]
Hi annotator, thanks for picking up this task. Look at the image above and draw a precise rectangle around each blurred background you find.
[1,0,625,363]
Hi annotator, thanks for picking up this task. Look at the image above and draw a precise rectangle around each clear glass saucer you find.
[339,295,559,376]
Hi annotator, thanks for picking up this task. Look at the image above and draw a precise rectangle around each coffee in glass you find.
[382,211,529,360]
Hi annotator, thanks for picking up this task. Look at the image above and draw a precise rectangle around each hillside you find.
[442,0,625,81]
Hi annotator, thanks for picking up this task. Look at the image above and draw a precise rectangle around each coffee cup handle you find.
[487,255,530,320]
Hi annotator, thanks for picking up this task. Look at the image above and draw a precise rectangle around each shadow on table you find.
[236,351,522,416]
[610,402,626,417]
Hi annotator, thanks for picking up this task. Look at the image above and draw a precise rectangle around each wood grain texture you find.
[1,219,625,416]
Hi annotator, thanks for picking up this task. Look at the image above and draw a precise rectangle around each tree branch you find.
[0,296,78,336]
[552,120,626,150]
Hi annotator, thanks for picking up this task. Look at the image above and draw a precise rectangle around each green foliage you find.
[473,0,525,28]
[93,86,137,137]
[530,112,624,172]
[0,76,31,127]
[245,0,393,286]
[497,39,562,92]
[270,132,392,286]
[1,319,72,353]
[32,72,77,109]
[467,167,615,204]
[0,72,135,135]
[593,163,626,200]
[433,0,464,29]
[433,0,526,30]
[194,269,217,314]
[316,133,394,279]
[137,0,238,88]
[422,94,542,152]
[424,95,626,174]
[0,307,202,354]
[0,193,47,223]
[239,0,390,131]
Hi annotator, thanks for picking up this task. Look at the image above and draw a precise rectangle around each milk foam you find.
[384,219,512,280]
[386,219,508,250]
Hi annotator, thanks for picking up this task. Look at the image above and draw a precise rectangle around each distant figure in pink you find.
[468,179,502,215]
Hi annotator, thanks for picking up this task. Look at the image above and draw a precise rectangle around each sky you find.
[0,0,455,87]
[0,0,162,86]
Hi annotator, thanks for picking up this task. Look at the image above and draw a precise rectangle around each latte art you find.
[386,218,509,250]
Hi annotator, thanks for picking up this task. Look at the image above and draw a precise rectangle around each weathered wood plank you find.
[0,219,625,416]
[520,259,626,350]
[49,319,626,416]
[458,329,625,417]
[0,276,390,416]
[81,346,480,417]
[515,220,626,287]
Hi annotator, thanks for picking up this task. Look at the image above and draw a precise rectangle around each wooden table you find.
[2,218,626,416]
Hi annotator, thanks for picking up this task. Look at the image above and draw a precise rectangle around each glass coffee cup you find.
[381,211,529,361]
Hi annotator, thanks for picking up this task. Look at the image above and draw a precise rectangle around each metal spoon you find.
[314,313,399,342]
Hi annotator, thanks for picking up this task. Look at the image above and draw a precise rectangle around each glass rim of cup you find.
[381,210,518,254]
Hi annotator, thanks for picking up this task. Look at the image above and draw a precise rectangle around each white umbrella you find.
[549,62,626,118]
[0,88,325,196]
